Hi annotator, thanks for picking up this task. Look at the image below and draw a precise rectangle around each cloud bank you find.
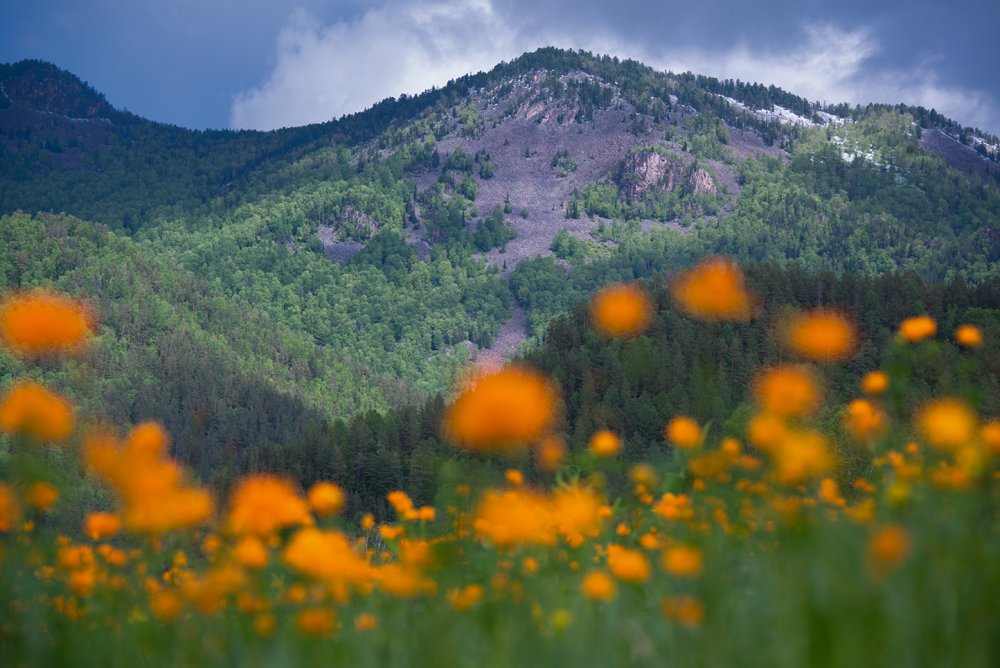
[231,0,999,135]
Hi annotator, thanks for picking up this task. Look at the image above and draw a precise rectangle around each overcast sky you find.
[2,0,997,135]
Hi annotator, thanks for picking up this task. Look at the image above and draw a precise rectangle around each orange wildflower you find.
[588,429,621,457]
[781,308,857,362]
[916,398,977,451]
[387,490,414,515]
[296,608,335,636]
[665,416,701,450]
[0,483,20,532]
[752,366,822,417]
[898,315,936,343]
[662,545,703,578]
[671,257,753,322]
[354,613,379,632]
[283,528,372,583]
[228,475,311,536]
[581,570,616,601]
[25,482,59,512]
[590,282,653,338]
[308,482,346,517]
[606,544,651,583]
[652,493,693,521]
[232,536,269,569]
[149,590,182,621]
[770,429,835,486]
[981,421,1000,454]
[662,595,704,627]
[473,489,554,547]
[868,524,910,576]
[505,469,525,487]
[443,365,558,452]
[377,564,430,598]
[861,371,889,395]
[447,584,484,611]
[0,380,75,443]
[550,485,604,545]
[843,399,887,442]
[84,512,121,541]
[535,434,567,471]
[954,324,983,348]
[0,290,93,356]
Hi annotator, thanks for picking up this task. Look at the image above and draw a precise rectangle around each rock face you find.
[689,167,717,195]
[617,149,682,202]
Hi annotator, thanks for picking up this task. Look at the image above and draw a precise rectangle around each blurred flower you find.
[0,380,75,443]
[671,257,753,321]
[843,399,887,442]
[662,595,704,627]
[581,570,616,601]
[898,316,936,343]
[0,290,93,357]
[589,429,621,457]
[665,416,701,450]
[354,613,378,632]
[770,429,835,486]
[954,324,983,348]
[868,524,910,577]
[916,398,977,451]
[228,475,311,536]
[0,483,20,532]
[284,528,372,583]
[473,489,554,547]
[25,482,58,512]
[781,308,857,362]
[84,512,121,541]
[590,282,653,338]
[752,366,822,418]
[232,536,269,569]
[296,608,335,636]
[607,544,651,583]
[861,371,889,395]
[662,545,703,578]
[535,435,567,472]
[447,584,484,611]
[444,365,558,453]
[308,482,346,517]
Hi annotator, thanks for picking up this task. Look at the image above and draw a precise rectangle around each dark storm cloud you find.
[2,0,997,134]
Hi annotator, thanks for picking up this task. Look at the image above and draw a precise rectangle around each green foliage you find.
[472,206,516,252]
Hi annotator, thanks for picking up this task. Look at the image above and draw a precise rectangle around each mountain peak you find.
[0,59,120,120]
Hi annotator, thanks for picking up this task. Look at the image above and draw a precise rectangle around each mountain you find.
[2,48,1000,488]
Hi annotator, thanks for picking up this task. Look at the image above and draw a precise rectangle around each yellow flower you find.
[606,544,651,583]
[590,282,653,338]
[228,475,311,536]
[661,545,703,578]
[916,398,977,451]
[665,416,701,450]
[861,371,889,395]
[781,308,857,362]
[581,570,616,601]
[308,482,346,517]
[0,380,75,443]
[752,366,822,418]
[444,365,558,453]
[588,429,621,457]
[898,315,936,343]
[954,324,983,348]
[0,290,93,357]
[671,257,753,322]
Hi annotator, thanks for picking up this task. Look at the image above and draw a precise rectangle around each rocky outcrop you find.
[689,167,717,195]
[616,149,682,202]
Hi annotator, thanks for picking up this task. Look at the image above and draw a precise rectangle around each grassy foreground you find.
[2,259,999,668]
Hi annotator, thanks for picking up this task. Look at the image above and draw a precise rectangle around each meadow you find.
[1,256,998,667]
